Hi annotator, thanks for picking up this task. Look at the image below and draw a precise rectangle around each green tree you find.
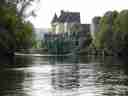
[0,0,39,55]
[95,11,118,55]
[113,10,128,56]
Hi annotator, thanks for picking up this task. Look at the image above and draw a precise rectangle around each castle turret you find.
[51,13,58,33]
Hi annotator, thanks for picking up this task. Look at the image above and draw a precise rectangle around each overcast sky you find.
[28,0,128,28]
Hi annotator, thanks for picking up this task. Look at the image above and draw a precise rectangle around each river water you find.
[0,55,128,96]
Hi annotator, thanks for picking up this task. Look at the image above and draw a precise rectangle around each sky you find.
[28,0,128,28]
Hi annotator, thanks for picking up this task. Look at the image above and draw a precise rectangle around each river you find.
[0,55,128,96]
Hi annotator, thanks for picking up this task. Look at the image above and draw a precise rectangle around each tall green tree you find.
[113,10,128,56]
[94,11,118,55]
[0,0,39,55]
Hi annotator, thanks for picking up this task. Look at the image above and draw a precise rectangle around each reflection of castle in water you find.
[51,64,80,90]
[51,56,80,90]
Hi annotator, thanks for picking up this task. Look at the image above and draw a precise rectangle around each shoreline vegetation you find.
[92,10,128,57]
[0,1,128,58]
[0,0,37,56]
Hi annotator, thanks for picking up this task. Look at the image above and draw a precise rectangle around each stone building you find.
[51,10,81,34]
[45,10,92,54]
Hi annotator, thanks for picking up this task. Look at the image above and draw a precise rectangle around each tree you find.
[94,10,128,56]
[113,10,128,56]
[94,11,118,55]
[0,0,39,55]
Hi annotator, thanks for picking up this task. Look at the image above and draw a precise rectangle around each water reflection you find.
[51,64,80,90]
[95,57,128,96]
[0,55,128,96]
[48,55,80,64]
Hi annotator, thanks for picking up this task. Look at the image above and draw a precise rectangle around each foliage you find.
[112,10,128,55]
[94,10,128,56]
[15,21,34,49]
[0,0,38,55]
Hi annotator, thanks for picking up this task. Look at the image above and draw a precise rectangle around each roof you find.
[51,10,81,23]
[51,13,58,23]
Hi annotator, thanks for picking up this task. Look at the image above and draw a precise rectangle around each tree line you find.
[93,10,128,56]
[0,0,38,55]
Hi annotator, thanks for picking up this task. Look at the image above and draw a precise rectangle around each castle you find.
[44,10,92,54]
[51,10,90,34]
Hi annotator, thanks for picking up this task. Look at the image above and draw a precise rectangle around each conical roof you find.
[51,13,58,23]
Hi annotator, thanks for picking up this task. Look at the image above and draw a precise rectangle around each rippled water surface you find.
[0,55,128,96]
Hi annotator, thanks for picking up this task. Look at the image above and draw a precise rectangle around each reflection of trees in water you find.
[95,56,128,96]
[0,55,46,68]
[0,69,25,95]
[15,56,35,67]
[15,56,49,67]
[0,56,15,68]
[0,56,35,68]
